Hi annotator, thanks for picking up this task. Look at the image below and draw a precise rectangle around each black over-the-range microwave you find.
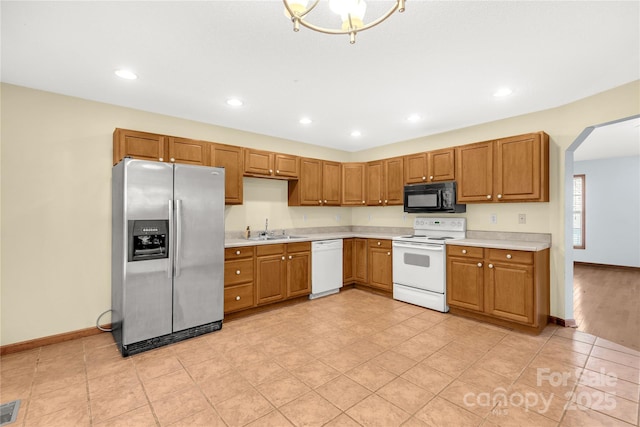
[403,181,466,213]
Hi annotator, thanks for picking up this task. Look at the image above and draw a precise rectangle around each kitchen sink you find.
[247,235,307,241]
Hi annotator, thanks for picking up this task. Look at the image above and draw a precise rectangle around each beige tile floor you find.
[2,288,639,427]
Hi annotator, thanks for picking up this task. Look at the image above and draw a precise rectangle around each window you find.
[573,174,585,249]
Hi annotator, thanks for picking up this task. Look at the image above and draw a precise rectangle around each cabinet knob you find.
[276,170,280,174]
[235,296,241,301]
[235,250,241,255]
[159,157,164,162]
[377,241,381,246]
[378,200,382,204]
[429,175,434,180]
[170,157,175,163]
[497,194,503,199]
[384,199,388,204]
[462,249,467,254]
[289,255,292,260]
[362,201,365,204]
[281,256,285,260]
[477,262,483,268]
[422,176,426,180]
[488,264,494,269]
[486,195,492,199]
[319,200,322,205]
[324,200,327,203]
[235,270,241,275]
[269,169,273,173]
[506,254,512,259]
[387,251,391,256]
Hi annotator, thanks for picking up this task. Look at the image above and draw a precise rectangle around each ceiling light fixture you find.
[493,87,513,97]
[299,117,313,124]
[283,0,406,44]
[407,114,422,122]
[115,69,137,80]
[226,98,244,107]
[351,130,362,137]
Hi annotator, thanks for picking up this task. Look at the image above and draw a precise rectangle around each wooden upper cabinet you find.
[168,137,209,166]
[428,148,455,182]
[210,143,243,205]
[404,153,428,184]
[494,132,549,202]
[288,158,340,206]
[456,132,549,203]
[341,163,366,206]
[113,129,167,165]
[322,161,341,206]
[366,161,384,206]
[244,148,274,177]
[384,156,404,205]
[243,148,299,179]
[456,141,494,203]
[367,157,403,206]
[274,154,300,178]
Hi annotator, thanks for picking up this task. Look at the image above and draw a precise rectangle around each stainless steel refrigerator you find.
[111,158,225,356]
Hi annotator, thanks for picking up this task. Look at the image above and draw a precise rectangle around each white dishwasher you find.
[310,239,343,299]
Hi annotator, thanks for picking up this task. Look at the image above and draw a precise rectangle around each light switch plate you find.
[490,213,497,224]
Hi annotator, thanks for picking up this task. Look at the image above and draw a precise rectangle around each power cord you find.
[96,309,113,332]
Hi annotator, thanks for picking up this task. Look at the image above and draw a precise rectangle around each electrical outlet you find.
[402,212,407,221]
[490,213,497,224]
[368,214,372,222]
[335,214,341,222]
[518,213,526,224]
[303,214,307,222]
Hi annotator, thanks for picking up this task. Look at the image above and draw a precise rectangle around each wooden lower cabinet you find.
[343,238,354,284]
[354,238,368,284]
[368,239,393,291]
[256,242,311,305]
[446,244,549,333]
[224,246,255,314]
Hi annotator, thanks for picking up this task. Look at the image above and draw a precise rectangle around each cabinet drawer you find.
[287,241,311,253]
[488,249,533,264]
[256,244,285,257]
[368,239,391,249]
[224,259,254,286]
[224,283,254,313]
[225,246,255,260]
[447,245,484,259]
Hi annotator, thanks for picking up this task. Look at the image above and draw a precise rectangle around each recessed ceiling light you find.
[226,98,243,107]
[407,114,422,122]
[115,69,137,80]
[493,87,513,97]
[351,130,362,137]
[299,117,312,125]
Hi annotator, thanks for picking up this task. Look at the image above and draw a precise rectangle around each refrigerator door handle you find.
[168,199,174,278]
[175,199,182,277]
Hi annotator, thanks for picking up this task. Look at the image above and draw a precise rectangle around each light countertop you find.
[447,238,550,251]
[225,232,399,248]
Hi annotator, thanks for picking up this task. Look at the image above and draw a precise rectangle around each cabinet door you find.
[256,254,286,305]
[298,158,323,206]
[446,257,484,312]
[211,143,243,205]
[354,238,368,284]
[341,163,366,206]
[168,137,209,166]
[244,148,274,176]
[456,141,494,202]
[384,157,404,205]
[485,262,535,325]
[495,133,547,202]
[287,251,311,297]
[368,243,392,291]
[322,161,341,206]
[113,129,167,165]
[343,238,354,284]
[428,148,455,182]
[404,153,428,184]
[366,161,384,206]
[274,154,299,179]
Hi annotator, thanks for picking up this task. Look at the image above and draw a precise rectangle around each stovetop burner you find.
[393,217,467,244]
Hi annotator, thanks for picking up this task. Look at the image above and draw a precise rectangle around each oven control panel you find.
[414,217,466,232]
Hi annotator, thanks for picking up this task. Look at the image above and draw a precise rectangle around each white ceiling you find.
[574,117,640,162]
[1,1,639,153]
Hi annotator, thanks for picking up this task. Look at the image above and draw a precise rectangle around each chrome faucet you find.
[264,218,269,236]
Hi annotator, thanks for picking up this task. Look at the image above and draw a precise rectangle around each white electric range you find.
[392,217,466,312]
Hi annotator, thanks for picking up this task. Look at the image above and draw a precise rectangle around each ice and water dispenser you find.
[128,220,169,262]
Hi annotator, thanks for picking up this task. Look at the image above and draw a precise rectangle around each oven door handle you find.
[392,242,444,251]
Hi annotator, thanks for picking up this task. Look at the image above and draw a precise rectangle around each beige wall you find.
[2,81,638,346]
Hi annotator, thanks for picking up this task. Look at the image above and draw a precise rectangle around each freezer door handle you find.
[168,199,174,279]
[175,199,182,277]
